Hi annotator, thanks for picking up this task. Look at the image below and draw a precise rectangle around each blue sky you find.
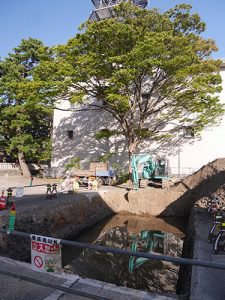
[0,0,224,59]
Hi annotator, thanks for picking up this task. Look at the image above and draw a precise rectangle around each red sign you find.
[34,255,43,268]
[31,235,62,273]
[32,241,60,254]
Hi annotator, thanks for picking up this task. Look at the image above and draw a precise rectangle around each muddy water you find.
[62,214,186,295]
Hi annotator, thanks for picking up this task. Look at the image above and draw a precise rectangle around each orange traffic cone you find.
[0,190,6,210]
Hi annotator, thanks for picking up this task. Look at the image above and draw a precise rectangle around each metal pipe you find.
[9,184,58,190]
[1,229,225,271]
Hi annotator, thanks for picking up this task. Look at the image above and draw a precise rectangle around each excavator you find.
[131,153,170,190]
[128,230,168,273]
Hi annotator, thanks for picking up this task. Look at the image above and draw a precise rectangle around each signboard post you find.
[31,235,62,273]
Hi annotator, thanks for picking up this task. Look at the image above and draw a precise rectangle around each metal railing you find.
[1,228,225,298]
[0,163,18,170]
[1,229,225,271]
[170,166,199,178]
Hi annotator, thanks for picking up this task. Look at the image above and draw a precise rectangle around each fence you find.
[170,166,199,178]
[0,227,225,298]
[0,163,18,170]
[1,229,225,271]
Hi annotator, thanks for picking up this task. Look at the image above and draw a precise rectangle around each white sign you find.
[31,235,62,273]
[15,187,24,198]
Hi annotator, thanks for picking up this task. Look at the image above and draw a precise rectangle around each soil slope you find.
[172,158,225,209]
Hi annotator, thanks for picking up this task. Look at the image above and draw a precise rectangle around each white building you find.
[51,61,225,177]
[167,61,225,176]
[51,1,225,177]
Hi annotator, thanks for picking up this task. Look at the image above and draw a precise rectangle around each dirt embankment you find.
[172,158,225,209]
[100,158,225,217]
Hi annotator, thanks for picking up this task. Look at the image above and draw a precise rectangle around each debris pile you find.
[173,158,225,209]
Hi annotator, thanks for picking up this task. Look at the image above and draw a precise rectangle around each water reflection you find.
[62,214,185,295]
[128,230,168,273]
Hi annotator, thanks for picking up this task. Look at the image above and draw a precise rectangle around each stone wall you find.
[0,193,114,261]
[0,169,21,176]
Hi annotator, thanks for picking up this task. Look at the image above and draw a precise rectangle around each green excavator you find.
[131,153,170,190]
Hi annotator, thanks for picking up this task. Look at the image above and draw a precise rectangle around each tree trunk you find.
[18,151,31,177]
[128,140,138,186]
[128,150,133,181]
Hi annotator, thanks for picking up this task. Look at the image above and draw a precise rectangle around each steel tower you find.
[90,0,148,21]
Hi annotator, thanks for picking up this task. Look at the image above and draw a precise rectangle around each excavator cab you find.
[154,158,170,179]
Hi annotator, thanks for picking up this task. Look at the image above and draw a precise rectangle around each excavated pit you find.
[0,158,225,298]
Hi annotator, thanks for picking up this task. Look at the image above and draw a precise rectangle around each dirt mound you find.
[172,158,225,208]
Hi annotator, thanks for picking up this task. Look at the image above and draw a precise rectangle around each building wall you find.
[168,66,225,176]
[51,66,225,177]
[51,99,128,176]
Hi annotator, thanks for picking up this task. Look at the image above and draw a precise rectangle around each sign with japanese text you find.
[31,235,62,273]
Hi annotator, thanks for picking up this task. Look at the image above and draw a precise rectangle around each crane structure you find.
[90,0,148,21]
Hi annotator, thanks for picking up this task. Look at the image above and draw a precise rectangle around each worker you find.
[88,177,93,190]
[61,176,71,192]
[92,178,98,190]
[73,178,79,192]
[82,177,88,187]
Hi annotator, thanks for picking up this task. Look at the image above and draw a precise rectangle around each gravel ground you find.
[0,175,60,195]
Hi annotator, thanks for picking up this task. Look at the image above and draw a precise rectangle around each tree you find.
[0,38,53,176]
[37,3,224,172]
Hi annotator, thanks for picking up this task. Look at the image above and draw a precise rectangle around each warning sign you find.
[31,235,62,273]
[34,255,43,268]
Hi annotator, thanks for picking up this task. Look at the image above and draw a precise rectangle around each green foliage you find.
[111,163,129,184]
[65,156,81,171]
[97,152,114,163]
[0,38,53,164]
[95,129,120,140]
[37,2,224,156]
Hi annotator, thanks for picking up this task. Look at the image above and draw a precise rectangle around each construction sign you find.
[31,235,62,273]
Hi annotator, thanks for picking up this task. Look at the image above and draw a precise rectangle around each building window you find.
[142,93,150,102]
[67,130,74,139]
[183,127,195,138]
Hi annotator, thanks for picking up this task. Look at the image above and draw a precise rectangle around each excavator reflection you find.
[128,230,168,273]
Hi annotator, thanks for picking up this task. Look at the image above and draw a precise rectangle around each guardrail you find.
[9,184,53,190]
[0,228,225,298]
[170,166,199,178]
[1,229,225,271]
[0,163,18,170]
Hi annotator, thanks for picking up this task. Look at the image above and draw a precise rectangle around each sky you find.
[0,0,225,59]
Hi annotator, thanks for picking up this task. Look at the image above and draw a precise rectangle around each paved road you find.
[0,255,176,300]
[0,176,59,199]
[0,256,90,300]
[0,175,106,215]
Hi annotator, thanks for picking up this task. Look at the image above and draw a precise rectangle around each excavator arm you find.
[131,154,155,190]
